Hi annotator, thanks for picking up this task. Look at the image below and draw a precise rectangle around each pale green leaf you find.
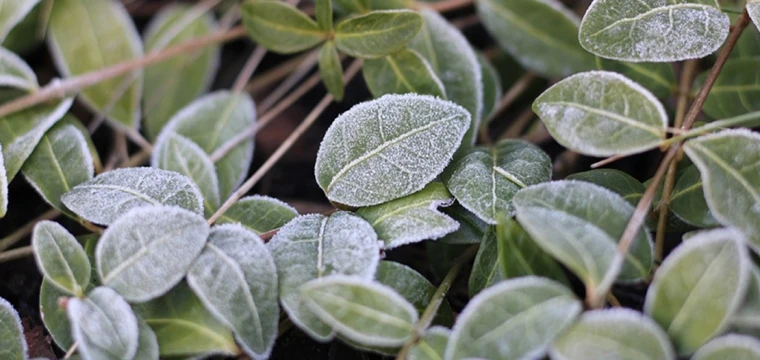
[692,334,760,360]
[40,279,76,350]
[376,261,454,327]
[370,0,411,10]
[0,46,37,90]
[319,41,344,101]
[241,0,326,54]
[1,2,42,55]
[750,2,760,34]
[32,221,90,296]
[733,266,760,331]
[59,116,102,173]
[438,204,488,244]
[566,169,645,206]
[0,297,27,360]
[468,228,503,297]
[496,216,569,285]
[477,53,502,121]
[134,316,159,360]
[670,164,719,228]
[216,195,298,234]
[335,0,370,13]
[409,327,450,360]
[316,0,332,31]
[0,0,40,42]
[594,57,675,99]
[361,48,446,99]
[334,10,422,59]
[697,57,760,120]
[315,94,470,207]
[533,71,668,157]
[0,144,6,218]
[67,287,139,360]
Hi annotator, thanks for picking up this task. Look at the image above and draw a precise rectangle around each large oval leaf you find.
[315,94,470,207]
[644,228,751,355]
[362,48,446,99]
[0,45,37,90]
[241,0,326,54]
[533,71,668,157]
[0,0,40,42]
[96,206,209,302]
[0,297,27,360]
[67,287,139,360]
[32,221,90,296]
[334,10,422,59]
[376,261,454,327]
[692,334,760,360]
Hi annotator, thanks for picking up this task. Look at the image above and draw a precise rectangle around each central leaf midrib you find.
[102,225,190,283]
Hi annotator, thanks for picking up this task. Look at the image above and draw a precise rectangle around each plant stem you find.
[233,47,268,93]
[257,49,320,113]
[0,246,33,264]
[63,343,78,359]
[0,209,60,252]
[245,51,316,94]
[498,107,534,140]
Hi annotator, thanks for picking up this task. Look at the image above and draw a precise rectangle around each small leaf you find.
[334,10,422,59]
[62,167,204,225]
[692,334,760,360]
[216,195,298,234]
[0,297,27,360]
[409,327,450,360]
[579,0,729,62]
[187,224,279,359]
[670,164,719,228]
[268,212,380,341]
[594,57,676,99]
[301,275,418,347]
[319,41,344,101]
[316,0,332,31]
[315,94,470,207]
[438,204,488,244]
[67,287,139,360]
[468,229,503,296]
[96,206,209,302]
[443,139,552,224]
[0,0,40,42]
[356,182,458,249]
[361,48,446,99]
[445,277,582,360]
[134,316,159,360]
[0,145,6,218]
[49,0,143,129]
[241,0,326,54]
[645,228,751,355]
[32,221,90,296]
[550,308,675,360]
[375,261,454,326]
[496,216,569,285]
[477,53,502,121]
[533,71,668,157]
[0,45,37,90]
[566,169,645,206]
[335,0,370,13]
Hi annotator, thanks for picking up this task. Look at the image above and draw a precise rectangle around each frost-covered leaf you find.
[695,58,760,120]
[96,206,209,302]
[579,0,729,62]
[750,2,760,33]
[268,212,380,341]
[67,287,139,360]
[566,169,645,206]
[362,48,446,99]
[445,277,582,360]
[645,228,751,355]
[62,167,203,225]
[301,275,418,347]
[48,0,142,129]
[533,71,668,157]
[59,116,102,173]
[477,53,502,121]
[443,139,552,224]
[513,181,654,300]
[319,41,344,101]
[0,0,39,42]
[376,261,454,327]
[32,221,90,296]
[476,0,594,78]
[356,182,458,249]
[241,0,326,54]
[670,164,719,228]
[216,195,298,234]
[594,57,675,99]
[692,334,760,360]
[410,10,482,147]
[550,308,675,360]
[409,327,450,360]
[0,145,6,218]
[334,10,422,59]
[187,224,279,359]
[315,94,470,207]
[0,297,27,360]
[468,229,503,297]
[496,216,569,285]
[134,316,159,360]
[143,4,220,139]
[733,266,760,331]
[683,130,760,250]
[0,46,37,90]
[438,205,488,244]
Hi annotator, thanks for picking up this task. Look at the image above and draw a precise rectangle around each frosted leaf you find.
[267,212,380,341]
[315,94,470,207]
[0,144,6,218]
[187,224,279,359]
[301,275,418,347]
[356,182,458,249]
[216,195,298,234]
[550,308,675,360]
[67,287,139,360]
[96,206,209,302]
[134,316,159,360]
[409,327,450,360]
[445,277,582,360]
[594,56,676,99]
[0,46,37,90]
[692,334,760,360]
[61,167,203,225]
[438,204,488,245]
[361,48,446,99]
[750,2,760,34]
[334,10,422,59]
[0,0,39,42]
[376,261,454,326]
[579,0,729,62]
[443,139,552,224]
[0,297,27,360]
[32,221,90,296]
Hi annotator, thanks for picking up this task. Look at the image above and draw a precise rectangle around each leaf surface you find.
[477,53,502,121]
[241,0,325,54]
[0,297,26,360]
[567,169,645,206]
[375,261,454,327]
[409,327,449,360]
[32,221,90,296]
[67,287,139,360]
[216,195,298,234]
[670,164,719,228]
[319,41,344,101]
[0,0,40,42]
[692,334,760,360]
[334,10,422,58]
[0,45,37,90]
[496,216,569,285]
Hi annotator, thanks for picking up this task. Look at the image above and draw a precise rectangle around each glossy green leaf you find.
[468,228,503,296]
[550,308,675,360]
[241,0,326,54]
[216,195,297,234]
[143,4,220,139]
[409,327,450,360]
[445,277,582,360]
[356,182,458,249]
[670,164,719,228]
[476,0,594,78]
[0,145,6,218]
[361,48,445,99]
[315,94,470,207]
[334,10,422,59]
[692,334,760,360]
[579,0,730,62]
[477,53,502,121]
[443,139,552,224]
[496,216,569,285]
[0,297,26,360]
[32,221,90,296]
[67,287,139,360]
[594,57,675,99]
[645,228,751,355]
[134,316,159,360]
[0,46,37,90]
[534,71,668,157]
[683,130,760,250]
[336,0,370,13]
[316,0,332,31]
[96,206,209,302]
[376,261,454,327]
[319,41,344,101]
[438,204,488,244]
[0,0,40,42]
[48,0,142,129]
[566,169,646,206]
[697,58,760,120]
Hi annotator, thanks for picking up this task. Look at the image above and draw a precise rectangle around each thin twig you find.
[245,51,315,94]
[63,343,78,359]
[0,209,60,252]
[479,72,536,144]
[499,107,534,140]
[0,246,33,264]
[233,47,268,93]
[257,49,320,113]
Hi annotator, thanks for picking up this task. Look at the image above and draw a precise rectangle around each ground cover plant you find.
[1,0,760,359]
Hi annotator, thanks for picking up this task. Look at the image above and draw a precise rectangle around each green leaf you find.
[143,3,220,139]
[645,228,751,355]
[1,2,42,55]
[375,261,454,327]
[445,277,582,360]
[550,309,675,360]
[67,287,139,360]
[443,139,552,224]
[61,167,204,225]
[241,0,325,54]
[356,182,458,249]
[683,130,760,250]
[496,216,570,286]
[32,221,90,296]
[733,266,760,330]
[301,275,418,347]
[315,94,470,207]
[0,0,40,42]
[59,116,102,173]
[361,48,446,99]
[579,0,729,62]
[696,58,760,120]
[370,0,411,10]
[319,41,344,101]
[216,195,297,234]
[267,212,380,341]
[409,327,449,360]
[187,225,279,359]
[134,316,159,360]
[750,2,760,34]
[40,279,75,350]
[0,46,37,91]
[96,206,209,302]
[477,53,502,121]
[566,169,645,206]
[438,204,488,244]
[533,71,668,157]
[334,10,422,59]
[0,297,27,360]
[0,145,6,218]
[335,0,370,13]
[513,181,654,300]
[594,57,675,99]
[692,334,760,360]
[670,164,719,228]
[409,9,482,147]
[468,228,503,297]
[133,282,239,358]
[48,0,142,129]
[476,0,594,78]
[316,0,332,31]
